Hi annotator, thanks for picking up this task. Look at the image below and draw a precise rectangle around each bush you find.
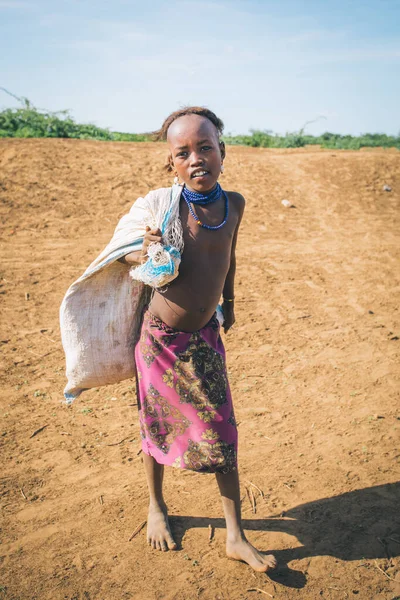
[223,129,400,150]
[0,104,114,140]
[0,92,398,149]
[0,103,154,142]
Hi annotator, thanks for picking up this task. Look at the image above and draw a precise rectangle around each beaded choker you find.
[182,182,222,206]
[182,183,229,230]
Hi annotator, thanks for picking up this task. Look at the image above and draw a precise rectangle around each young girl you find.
[61,106,277,573]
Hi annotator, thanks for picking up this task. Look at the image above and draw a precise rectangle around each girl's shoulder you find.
[128,187,172,213]
[145,186,175,202]
[225,190,246,214]
[146,186,172,196]
[226,190,245,201]
[143,186,173,204]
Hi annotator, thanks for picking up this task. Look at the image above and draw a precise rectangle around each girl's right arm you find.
[118,250,143,266]
[118,227,163,266]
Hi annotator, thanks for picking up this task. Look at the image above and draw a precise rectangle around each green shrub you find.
[223,129,400,150]
[0,92,398,149]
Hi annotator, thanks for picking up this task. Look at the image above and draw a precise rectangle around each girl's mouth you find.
[191,170,209,179]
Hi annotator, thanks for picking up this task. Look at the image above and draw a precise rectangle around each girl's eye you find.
[202,146,212,151]
[177,152,187,157]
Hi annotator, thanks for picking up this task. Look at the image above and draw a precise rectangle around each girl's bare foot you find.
[147,501,177,551]
[226,535,277,572]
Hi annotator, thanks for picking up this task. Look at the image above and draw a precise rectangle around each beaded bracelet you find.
[223,297,235,302]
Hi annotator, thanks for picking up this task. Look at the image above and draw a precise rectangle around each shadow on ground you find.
[170,482,400,589]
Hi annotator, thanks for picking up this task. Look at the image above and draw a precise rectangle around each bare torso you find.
[149,191,242,332]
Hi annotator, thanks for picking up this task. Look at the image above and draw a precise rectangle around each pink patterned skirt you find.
[134,309,238,473]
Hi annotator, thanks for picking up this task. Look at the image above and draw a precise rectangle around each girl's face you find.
[167,114,225,193]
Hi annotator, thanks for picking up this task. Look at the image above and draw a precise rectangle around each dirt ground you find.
[1,139,399,600]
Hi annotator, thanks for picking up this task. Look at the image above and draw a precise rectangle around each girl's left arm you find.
[222,252,236,333]
[222,194,245,333]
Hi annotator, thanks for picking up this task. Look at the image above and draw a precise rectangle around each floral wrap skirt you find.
[135,309,238,474]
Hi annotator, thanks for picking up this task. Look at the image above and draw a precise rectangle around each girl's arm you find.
[118,250,143,266]
[222,194,245,333]
[222,237,237,333]
[118,227,162,266]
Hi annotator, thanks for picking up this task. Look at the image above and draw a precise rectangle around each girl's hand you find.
[141,226,162,262]
[222,301,235,334]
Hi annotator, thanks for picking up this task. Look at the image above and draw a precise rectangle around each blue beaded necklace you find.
[182,183,229,230]
[183,182,222,205]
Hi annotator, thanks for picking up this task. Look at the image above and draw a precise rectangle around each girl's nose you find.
[190,152,204,166]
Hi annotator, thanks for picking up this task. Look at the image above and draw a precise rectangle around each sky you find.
[1,0,399,136]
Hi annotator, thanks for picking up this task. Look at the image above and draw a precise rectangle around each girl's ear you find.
[219,140,226,161]
[164,153,174,173]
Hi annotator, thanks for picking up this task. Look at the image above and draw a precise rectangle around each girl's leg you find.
[142,452,177,551]
[215,469,277,572]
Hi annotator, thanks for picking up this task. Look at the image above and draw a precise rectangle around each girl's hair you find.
[155,106,224,141]
[154,106,225,172]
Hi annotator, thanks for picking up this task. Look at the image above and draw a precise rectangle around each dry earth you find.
[1,139,399,600]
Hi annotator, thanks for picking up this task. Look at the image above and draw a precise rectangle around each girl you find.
[61,106,277,573]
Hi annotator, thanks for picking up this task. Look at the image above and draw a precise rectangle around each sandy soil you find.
[1,139,399,600]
